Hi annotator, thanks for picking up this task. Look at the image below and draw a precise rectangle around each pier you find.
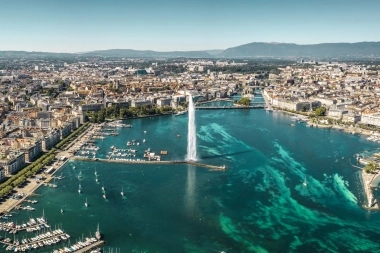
[72,157,228,171]
[72,240,105,253]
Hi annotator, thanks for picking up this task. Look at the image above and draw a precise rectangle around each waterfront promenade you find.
[0,124,96,214]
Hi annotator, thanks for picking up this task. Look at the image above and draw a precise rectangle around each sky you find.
[1,0,380,53]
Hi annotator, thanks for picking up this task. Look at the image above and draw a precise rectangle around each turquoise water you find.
[9,107,380,253]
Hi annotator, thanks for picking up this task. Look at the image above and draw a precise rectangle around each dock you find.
[73,240,105,253]
[72,157,228,171]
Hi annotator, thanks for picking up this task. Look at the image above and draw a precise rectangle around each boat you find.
[103,194,106,199]
[121,187,124,196]
[61,208,64,213]
[94,168,97,176]
[85,198,88,207]
[143,130,147,134]
[175,110,187,116]
[143,139,146,143]
[78,184,82,194]
[95,175,98,182]
[95,224,101,240]
[126,141,132,146]
[101,183,105,192]
[303,177,307,187]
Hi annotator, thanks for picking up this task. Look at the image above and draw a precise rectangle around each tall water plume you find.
[187,94,197,161]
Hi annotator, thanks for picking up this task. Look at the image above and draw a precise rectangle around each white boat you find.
[121,187,124,196]
[85,198,88,207]
[143,139,146,143]
[78,184,82,194]
[143,131,147,134]
[95,175,98,182]
[101,183,105,191]
[94,168,97,176]
[103,194,106,199]
[61,208,64,213]
[175,110,187,116]
[95,224,101,240]
[303,177,307,187]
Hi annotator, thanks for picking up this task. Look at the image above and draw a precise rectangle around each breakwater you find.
[72,156,228,171]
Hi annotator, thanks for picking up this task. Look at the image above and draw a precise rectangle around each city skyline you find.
[1,0,380,53]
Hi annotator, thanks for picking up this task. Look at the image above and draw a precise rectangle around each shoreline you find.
[273,107,380,210]
[361,170,380,210]
[1,107,379,213]
[0,124,95,214]
[105,112,174,122]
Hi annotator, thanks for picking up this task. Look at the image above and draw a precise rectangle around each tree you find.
[315,107,326,116]
[237,97,250,106]
[364,162,378,174]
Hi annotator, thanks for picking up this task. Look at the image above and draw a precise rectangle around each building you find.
[60,123,72,139]
[0,166,5,182]
[156,98,172,108]
[42,129,61,151]
[131,99,152,107]
[21,139,42,163]
[79,103,104,112]
[328,108,348,120]
[0,151,25,175]
[361,113,380,127]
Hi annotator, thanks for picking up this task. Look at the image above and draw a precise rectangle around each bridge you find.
[195,105,265,110]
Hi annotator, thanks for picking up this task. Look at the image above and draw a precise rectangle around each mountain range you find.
[1,42,380,59]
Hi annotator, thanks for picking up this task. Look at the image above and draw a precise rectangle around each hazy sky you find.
[1,0,380,52]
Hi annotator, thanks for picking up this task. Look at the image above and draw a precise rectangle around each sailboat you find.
[303,177,307,187]
[85,198,88,207]
[95,174,98,183]
[103,193,107,199]
[101,183,105,192]
[95,168,97,176]
[121,186,124,196]
[61,207,64,213]
[95,223,101,240]
[78,184,82,194]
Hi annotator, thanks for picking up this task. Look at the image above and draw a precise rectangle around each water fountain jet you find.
[187,94,197,161]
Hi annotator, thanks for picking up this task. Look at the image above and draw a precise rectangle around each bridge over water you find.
[195,105,265,110]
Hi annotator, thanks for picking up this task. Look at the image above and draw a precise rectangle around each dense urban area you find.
[0,56,380,199]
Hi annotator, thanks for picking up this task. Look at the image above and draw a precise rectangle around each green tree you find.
[364,162,378,174]
[315,107,326,116]
[237,97,251,106]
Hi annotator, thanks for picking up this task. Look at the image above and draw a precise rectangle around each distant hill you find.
[2,42,380,59]
[80,49,212,58]
[204,49,224,56]
[219,42,380,59]
[0,50,74,59]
